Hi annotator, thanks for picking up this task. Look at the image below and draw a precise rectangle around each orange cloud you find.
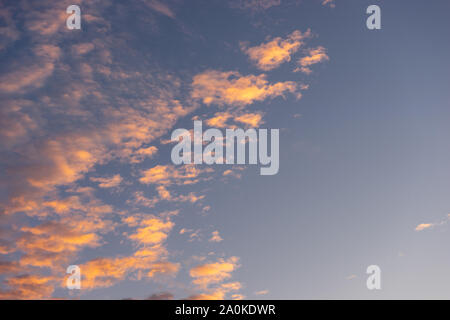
[79,249,179,290]
[235,113,263,127]
[0,44,60,93]
[415,223,433,231]
[206,112,233,128]
[0,274,55,299]
[188,282,242,300]
[192,70,300,107]
[90,174,123,188]
[72,43,95,56]
[295,46,329,74]
[79,255,177,290]
[190,257,239,287]
[43,196,84,214]
[140,165,212,186]
[209,231,223,243]
[130,146,158,163]
[242,30,311,71]
[79,211,178,291]
[206,111,264,128]
[129,217,174,245]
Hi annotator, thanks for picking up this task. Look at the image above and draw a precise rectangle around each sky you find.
[0,0,450,300]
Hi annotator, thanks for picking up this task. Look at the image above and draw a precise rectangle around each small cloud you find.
[346,274,357,280]
[209,231,223,242]
[255,289,269,295]
[415,223,433,231]
[144,0,175,18]
[294,46,329,74]
[241,30,311,71]
[415,214,450,231]
[322,0,336,8]
[190,257,240,287]
[90,174,122,188]
[202,206,211,214]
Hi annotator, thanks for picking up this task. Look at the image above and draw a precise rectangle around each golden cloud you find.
[295,46,329,74]
[192,70,300,107]
[190,257,239,287]
[242,30,311,71]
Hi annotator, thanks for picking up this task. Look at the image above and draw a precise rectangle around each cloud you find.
[0,261,22,274]
[241,30,311,71]
[190,257,239,287]
[415,214,450,231]
[16,214,114,269]
[0,0,332,299]
[79,255,180,290]
[235,113,264,127]
[209,231,223,242]
[0,274,55,299]
[144,0,175,18]
[188,282,242,300]
[130,146,158,163]
[0,44,60,93]
[255,289,269,295]
[90,174,123,188]
[322,0,336,8]
[79,214,179,290]
[192,70,300,107]
[140,165,212,186]
[0,99,37,147]
[72,43,95,56]
[206,111,264,128]
[415,223,433,231]
[0,239,15,255]
[295,46,329,74]
[128,217,174,245]
[205,112,233,128]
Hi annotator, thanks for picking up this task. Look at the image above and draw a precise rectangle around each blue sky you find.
[1,0,450,299]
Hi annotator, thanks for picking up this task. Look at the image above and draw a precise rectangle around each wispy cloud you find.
[143,0,175,18]
[295,46,329,74]
[90,174,123,188]
[415,214,450,231]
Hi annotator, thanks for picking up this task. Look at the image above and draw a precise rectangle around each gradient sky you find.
[1,0,450,299]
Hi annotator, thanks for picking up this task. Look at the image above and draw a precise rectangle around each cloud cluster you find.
[0,0,331,299]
